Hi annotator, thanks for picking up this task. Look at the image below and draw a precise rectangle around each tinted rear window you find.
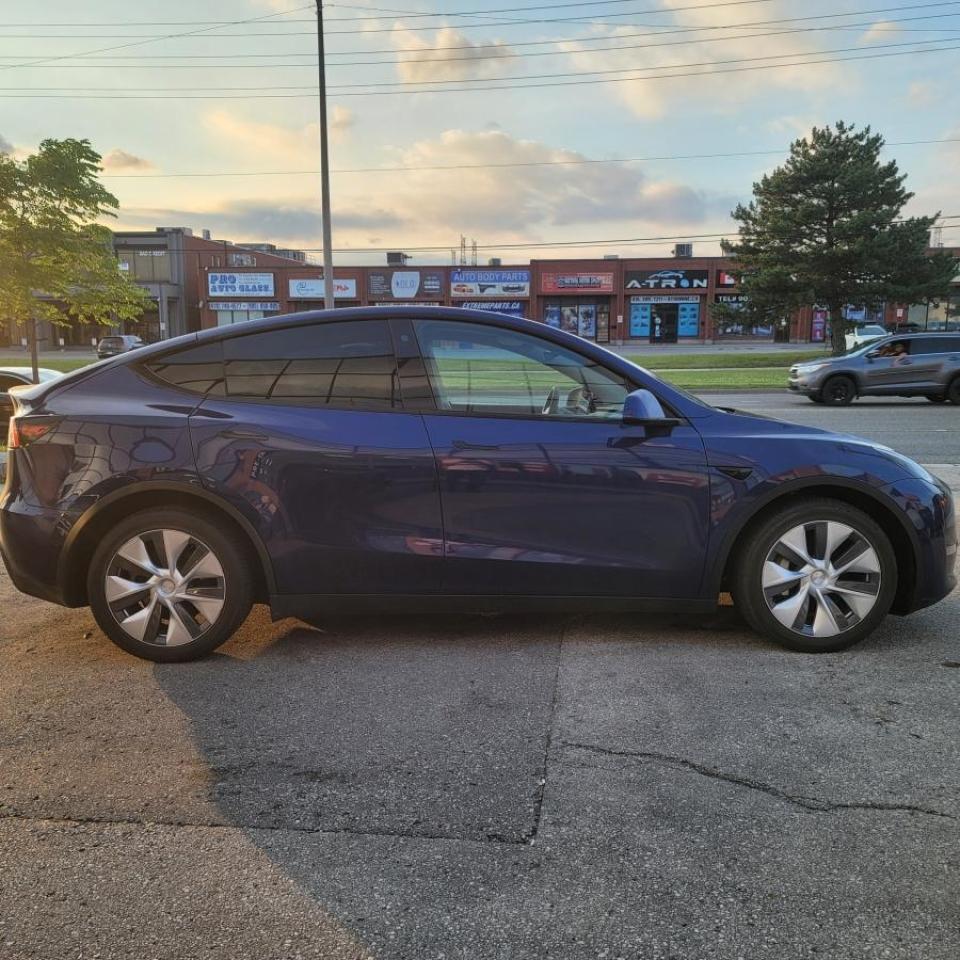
[910,336,960,355]
[145,342,226,395]
[100,338,123,347]
[222,320,400,408]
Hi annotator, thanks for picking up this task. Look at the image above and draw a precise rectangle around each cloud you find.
[391,26,517,83]
[203,110,320,165]
[905,80,936,108]
[862,20,901,43]
[101,149,154,171]
[113,131,725,254]
[557,0,844,120]
[330,105,354,142]
[0,133,12,155]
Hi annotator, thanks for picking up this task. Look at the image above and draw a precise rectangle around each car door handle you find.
[452,439,501,451]
[221,428,269,441]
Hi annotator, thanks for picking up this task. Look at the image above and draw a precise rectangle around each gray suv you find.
[789,333,960,405]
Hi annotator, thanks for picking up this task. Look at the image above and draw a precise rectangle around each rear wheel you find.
[87,508,253,662]
[947,376,960,405]
[821,375,856,406]
[732,499,897,653]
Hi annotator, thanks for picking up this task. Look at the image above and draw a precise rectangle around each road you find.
[699,392,960,464]
[1,399,958,960]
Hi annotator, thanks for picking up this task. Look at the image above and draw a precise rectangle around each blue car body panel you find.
[0,306,955,620]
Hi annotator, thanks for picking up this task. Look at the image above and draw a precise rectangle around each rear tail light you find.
[7,418,55,449]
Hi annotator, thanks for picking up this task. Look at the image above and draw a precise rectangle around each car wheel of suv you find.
[947,376,960,405]
[87,508,253,662]
[732,498,897,653]
[821,375,856,406]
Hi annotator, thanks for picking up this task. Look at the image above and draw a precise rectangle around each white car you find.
[845,323,888,351]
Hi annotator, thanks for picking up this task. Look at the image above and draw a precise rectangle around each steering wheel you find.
[542,385,562,416]
[565,385,594,415]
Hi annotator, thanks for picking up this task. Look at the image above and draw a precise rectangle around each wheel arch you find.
[713,479,918,615]
[58,481,276,607]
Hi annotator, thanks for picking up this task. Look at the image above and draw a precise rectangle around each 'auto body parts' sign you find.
[368,270,444,299]
[625,269,708,290]
[450,269,531,298]
[208,272,275,297]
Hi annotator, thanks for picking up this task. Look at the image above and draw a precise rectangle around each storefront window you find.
[628,297,701,342]
[542,299,609,341]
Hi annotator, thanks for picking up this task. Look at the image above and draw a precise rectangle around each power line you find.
[2,1,956,61]
[10,34,960,93]
[7,12,960,74]
[0,3,315,73]
[97,138,960,179]
[0,0,697,27]
[5,39,960,96]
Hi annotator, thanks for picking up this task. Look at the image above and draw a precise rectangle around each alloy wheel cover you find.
[762,520,882,638]
[105,529,226,647]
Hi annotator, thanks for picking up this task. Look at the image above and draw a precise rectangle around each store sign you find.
[368,269,443,299]
[459,301,527,317]
[629,295,700,304]
[211,301,280,311]
[541,272,614,294]
[450,269,530,298]
[208,272,275,297]
[716,294,748,307]
[717,270,738,287]
[288,277,357,299]
[625,269,709,290]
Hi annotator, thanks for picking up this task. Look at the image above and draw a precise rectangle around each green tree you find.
[0,138,149,381]
[722,122,957,355]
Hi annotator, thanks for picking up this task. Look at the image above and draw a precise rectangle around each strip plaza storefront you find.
[449,267,531,318]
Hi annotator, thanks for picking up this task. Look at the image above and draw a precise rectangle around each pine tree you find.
[722,122,957,355]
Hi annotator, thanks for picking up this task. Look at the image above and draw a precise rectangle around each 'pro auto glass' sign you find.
[208,272,275,297]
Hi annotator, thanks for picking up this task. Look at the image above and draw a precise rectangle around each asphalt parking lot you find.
[1,396,958,960]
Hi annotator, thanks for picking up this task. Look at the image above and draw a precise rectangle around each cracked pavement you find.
[1,569,958,960]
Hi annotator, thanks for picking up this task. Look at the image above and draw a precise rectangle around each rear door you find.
[410,317,711,599]
[185,319,443,597]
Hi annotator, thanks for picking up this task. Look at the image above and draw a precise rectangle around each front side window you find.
[223,320,400,408]
[413,319,630,418]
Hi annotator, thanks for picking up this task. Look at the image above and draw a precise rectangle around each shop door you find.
[651,304,679,343]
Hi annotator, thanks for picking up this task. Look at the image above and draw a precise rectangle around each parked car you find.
[97,335,144,359]
[789,332,960,404]
[844,323,888,351]
[1,307,955,662]
[0,366,64,434]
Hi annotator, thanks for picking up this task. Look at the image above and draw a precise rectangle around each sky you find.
[2,0,960,264]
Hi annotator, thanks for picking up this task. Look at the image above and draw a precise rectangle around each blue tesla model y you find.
[1,307,955,661]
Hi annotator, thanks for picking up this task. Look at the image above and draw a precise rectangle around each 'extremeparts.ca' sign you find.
[208,272,275,297]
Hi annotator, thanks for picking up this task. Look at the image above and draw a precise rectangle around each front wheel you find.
[87,508,253,662]
[821,375,856,406]
[731,499,897,653]
[947,377,960,405]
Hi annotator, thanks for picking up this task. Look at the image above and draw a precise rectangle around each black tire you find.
[947,376,960,405]
[926,395,947,403]
[821,375,856,406]
[87,507,254,662]
[731,498,897,653]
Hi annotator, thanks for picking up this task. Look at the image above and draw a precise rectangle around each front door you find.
[189,318,443,597]
[862,339,924,391]
[411,318,711,598]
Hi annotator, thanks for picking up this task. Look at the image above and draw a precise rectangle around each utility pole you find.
[315,1,335,310]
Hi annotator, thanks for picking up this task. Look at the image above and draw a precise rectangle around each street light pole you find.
[315,0,335,310]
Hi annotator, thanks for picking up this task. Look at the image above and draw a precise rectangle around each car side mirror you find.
[622,389,679,428]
